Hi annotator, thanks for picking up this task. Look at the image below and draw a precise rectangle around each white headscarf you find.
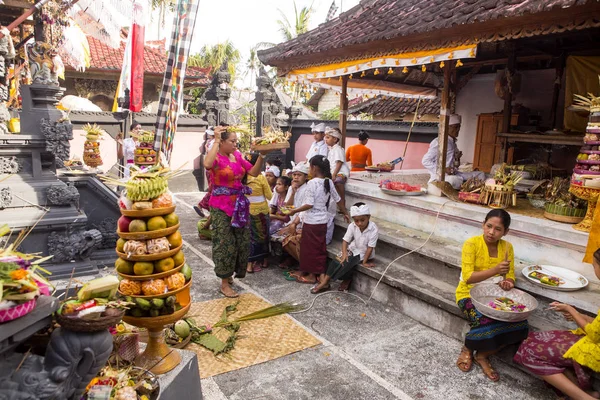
[350,204,371,217]
[310,122,326,133]
[292,161,309,175]
[449,114,462,126]
[266,165,280,177]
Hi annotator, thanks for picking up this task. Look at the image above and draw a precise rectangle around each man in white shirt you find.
[306,122,328,161]
[421,114,485,189]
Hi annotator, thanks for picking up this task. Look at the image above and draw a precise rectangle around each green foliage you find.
[186,87,206,115]
[320,107,340,120]
[277,1,314,41]
[188,40,241,81]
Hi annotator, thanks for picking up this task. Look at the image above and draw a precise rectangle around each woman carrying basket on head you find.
[203,125,271,298]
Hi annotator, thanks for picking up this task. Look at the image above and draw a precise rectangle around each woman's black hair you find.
[353,202,366,208]
[248,152,260,165]
[484,209,511,230]
[309,155,333,206]
[358,130,370,141]
[278,176,291,187]
[270,157,283,168]
[130,121,141,131]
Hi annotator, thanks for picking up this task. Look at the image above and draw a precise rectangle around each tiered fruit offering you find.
[82,123,103,168]
[111,167,192,318]
[134,130,158,166]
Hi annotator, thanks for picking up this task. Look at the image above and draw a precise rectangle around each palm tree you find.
[243,46,260,89]
[188,40,241,81]
[277,1,313,41]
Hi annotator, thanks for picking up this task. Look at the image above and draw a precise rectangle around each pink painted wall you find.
[70,130,204,172]
[294,135,430,169]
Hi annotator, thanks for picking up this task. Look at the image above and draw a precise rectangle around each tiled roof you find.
[349,96,440,117]
[258,0,600,69]
[85,36,210,81]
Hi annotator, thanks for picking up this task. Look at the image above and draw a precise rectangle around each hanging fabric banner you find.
[112,30,133,112]
[153,0,200,165]
[129,0,147,112]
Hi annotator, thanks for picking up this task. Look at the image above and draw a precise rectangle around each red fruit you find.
[118,216,133,232]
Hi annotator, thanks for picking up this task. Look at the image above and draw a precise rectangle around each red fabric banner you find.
[130,23,145,112]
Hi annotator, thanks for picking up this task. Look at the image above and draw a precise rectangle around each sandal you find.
[456,347,473,372]
[220,287,239,298]
[295,275,316,284]
[311,284,331,294]
[473,355,500,382]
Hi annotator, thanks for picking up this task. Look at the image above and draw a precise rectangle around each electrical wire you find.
[290,200,450,313]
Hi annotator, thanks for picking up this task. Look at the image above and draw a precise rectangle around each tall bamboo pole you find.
[339,75,349,148]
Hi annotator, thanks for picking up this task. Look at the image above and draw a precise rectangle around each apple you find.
[118,215,133,232]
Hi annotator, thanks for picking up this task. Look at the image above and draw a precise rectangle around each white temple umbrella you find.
[57,95,102,112]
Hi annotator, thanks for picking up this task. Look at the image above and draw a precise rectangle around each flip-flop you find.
[193,206,204,217]
[295,275,316,284]
[284,273,297,281]
[220,288,239,298]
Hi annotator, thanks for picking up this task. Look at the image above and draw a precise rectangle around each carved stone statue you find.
[92,217,118,250]
[197,62,231,125]
[0,328,113,400]
[0,187,12,210]
[40,118,73,168]
[0,27,15,101]
[47,228,102,262]
[0,103,10,135]
[46,183,79,206]
[255,66,290,134]
[26,42,59,86]
[0,156,20,174]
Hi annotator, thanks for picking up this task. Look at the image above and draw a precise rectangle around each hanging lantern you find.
[349,73,354,79]
[374,68,380,75]
[395,60,400,66]
[469,48,475,57]
[448,52,454,59]
[327,77,331,82]
[456,59,464,67]
[430,57,435,63]
[338,76,342,81]
[402,66,409,74]
[421,65,426,72]
[360,71,366,77]
[367,61,373,67]
[387,67,393,74]
[344,67,348,73]
[440,61,445,69]
[411,58,417,64]
[356,65,360,71]
[322,72,326,77]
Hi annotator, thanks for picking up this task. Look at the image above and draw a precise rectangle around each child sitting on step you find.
[311,202,378,294]
[269,175,291,235]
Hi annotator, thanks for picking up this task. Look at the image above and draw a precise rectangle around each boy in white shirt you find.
[306,123,328,161]
[311,202,378,293]
[325,127,350,209]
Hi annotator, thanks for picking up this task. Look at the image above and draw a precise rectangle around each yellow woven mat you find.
[184,293,321,378]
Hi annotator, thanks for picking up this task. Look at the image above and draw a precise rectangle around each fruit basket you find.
[116,244,183,262]
[250,142,290,151]
[544,203,586,224]
[250,127,291,151]
[117,223,180,240]
[120,206,176,217]
[119,279,191,300]
[470,284,538,323]
[57,308,125,333]
[116,262,185,281]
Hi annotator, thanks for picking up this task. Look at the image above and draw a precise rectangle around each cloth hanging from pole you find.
[129,0,148,112]
[153,0,200,165]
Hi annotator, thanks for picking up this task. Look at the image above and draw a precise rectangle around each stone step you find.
[345,180,595,284]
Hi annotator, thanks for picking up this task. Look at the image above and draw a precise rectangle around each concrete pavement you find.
[174,192,554,400]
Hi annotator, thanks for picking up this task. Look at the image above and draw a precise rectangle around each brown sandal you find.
[456,347,473,372]
[474,355,500,382]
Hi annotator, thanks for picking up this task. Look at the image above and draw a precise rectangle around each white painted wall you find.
[455,69,564,163]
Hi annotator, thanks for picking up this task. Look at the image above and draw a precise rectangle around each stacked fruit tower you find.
[134,130,158,167]
[111,166,192,374]
[82,123,103,168]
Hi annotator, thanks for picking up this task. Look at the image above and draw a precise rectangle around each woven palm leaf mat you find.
[185,293,321,378]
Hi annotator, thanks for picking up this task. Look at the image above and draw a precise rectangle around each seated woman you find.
[514,249,600,400]
[455,209,529,381]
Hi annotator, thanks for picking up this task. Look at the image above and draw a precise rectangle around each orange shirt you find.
[346,144,373,171]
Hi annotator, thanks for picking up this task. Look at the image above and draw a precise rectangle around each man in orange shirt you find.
[345,130,373,171]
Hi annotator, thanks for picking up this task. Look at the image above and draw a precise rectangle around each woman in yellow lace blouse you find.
[455,209,529,382]
[514,248,600,400]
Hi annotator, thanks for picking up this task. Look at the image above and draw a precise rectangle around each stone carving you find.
[73,79,117,98]
[27,42,60,86]
[197,62,231,125]
[256,66,286,130]
[47,228,102,262]
[0,187,12,210]
[0,156,20,174]
[46,183,79,206]
[40,118,73,168]
[0,28,15,101]
[0,103,10,135]
[0,328,112,400]
[93,217,118,250]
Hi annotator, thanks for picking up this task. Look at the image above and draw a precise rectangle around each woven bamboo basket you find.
[116,262,184,281]
[56,309,125,333]
[480,184,516,209]
[121,206,176,218]
[543,203,586,224]
[250,142,290,151]
[116,244,183,262]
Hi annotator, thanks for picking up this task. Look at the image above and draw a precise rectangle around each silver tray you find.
[380,187,426,196]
